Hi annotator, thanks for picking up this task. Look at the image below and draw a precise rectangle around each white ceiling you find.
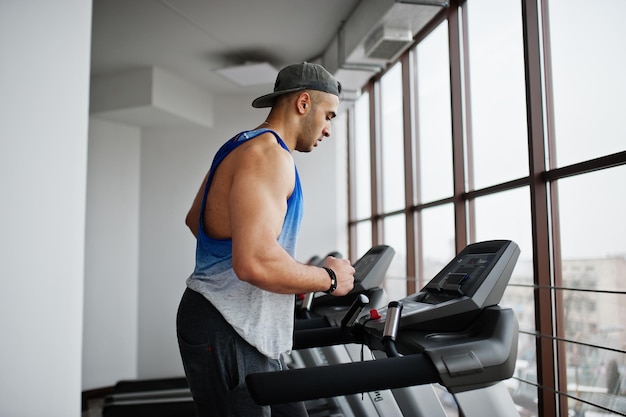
[89,0,447,128]
[90,0,362,97]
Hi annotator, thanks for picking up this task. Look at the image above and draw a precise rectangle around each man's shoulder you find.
[237,133,292,161]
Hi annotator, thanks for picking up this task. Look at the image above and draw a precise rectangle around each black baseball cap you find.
[251,62,341,108]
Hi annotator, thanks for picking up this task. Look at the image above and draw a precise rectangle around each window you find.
[352,91,372,221]
[383,214,407,300]
[380,63,405,213]
[350,91,373,259]
[420,204,455,287]
[464,0,529,190]
[347,1,626,415]
[555,166,626,414]
[415,22,453,204]
[548,0,626,168]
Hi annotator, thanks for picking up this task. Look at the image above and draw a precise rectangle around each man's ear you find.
[296,91,311,114]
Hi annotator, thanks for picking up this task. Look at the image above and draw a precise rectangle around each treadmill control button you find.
[369,309,381,320]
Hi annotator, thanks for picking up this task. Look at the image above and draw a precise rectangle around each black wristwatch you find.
[322,267,337,294]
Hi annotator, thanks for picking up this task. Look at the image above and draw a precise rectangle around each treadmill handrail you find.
[293,326,363,350]
[246,353,440,405]
[261,306,518,406]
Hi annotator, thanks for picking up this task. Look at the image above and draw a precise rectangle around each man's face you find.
[296,92,339,153]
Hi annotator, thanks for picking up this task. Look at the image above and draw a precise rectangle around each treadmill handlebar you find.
[382,301,403,342]
[258,307,518,406]
[247,352,440,405]
[292,326,363,350]
[382,301,404,358]
[301,292,314,312]
[294,293,373,349]
[340,293,370,328]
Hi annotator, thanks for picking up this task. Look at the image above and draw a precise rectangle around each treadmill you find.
[101,245,398,417]
[247,240,522,417]
[292,245,406,417]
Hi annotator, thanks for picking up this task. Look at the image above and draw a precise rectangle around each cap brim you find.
[251,87,306,108]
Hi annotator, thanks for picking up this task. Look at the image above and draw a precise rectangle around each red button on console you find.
[369,309,381,320]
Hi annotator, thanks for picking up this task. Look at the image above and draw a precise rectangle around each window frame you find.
[346,0,626,416]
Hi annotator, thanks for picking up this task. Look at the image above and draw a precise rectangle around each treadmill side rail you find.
[246,354,440,405]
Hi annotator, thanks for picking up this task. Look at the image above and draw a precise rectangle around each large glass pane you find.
[383,214,407,300]
[380,63,406,212]
[566,397,626,417]
[548,0,626,167]
[353,92,371,220]
[558,340,626,416]
[473,187,533,283]
[465,0,529,189]
[416,22,453,204]
[556,166,626,414]
[354,221,372,261]
[502,285,536,333]
[558,289,624,353]
[420,204,455,288]
[557,166,626,260]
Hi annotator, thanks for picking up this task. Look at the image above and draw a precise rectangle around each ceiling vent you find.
[321,0,448,95]
[364,27,413,61]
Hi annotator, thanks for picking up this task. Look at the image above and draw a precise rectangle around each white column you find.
[0,1,92,416]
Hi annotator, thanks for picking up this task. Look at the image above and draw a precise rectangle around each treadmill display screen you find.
[426,253,497,297]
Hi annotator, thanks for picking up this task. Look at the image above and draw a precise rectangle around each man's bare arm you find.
[229,141,354,295]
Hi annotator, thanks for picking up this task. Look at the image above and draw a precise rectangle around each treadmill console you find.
[351,245,395,294]
[299,245,394,325]
[310,245,394,307]
[364,240,519,332]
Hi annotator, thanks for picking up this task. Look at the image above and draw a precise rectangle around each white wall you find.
[83,119,141,389]
[137,124,221,378]
[0,1,92,416]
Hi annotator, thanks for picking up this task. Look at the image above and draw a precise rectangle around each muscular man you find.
[177,62,355,416]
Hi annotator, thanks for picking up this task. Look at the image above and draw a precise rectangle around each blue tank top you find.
[186,128,303,358]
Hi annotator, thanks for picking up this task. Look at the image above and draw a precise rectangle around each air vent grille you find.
[364,27,413,61]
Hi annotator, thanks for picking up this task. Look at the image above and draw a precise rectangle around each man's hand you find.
[323,256,355,296]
